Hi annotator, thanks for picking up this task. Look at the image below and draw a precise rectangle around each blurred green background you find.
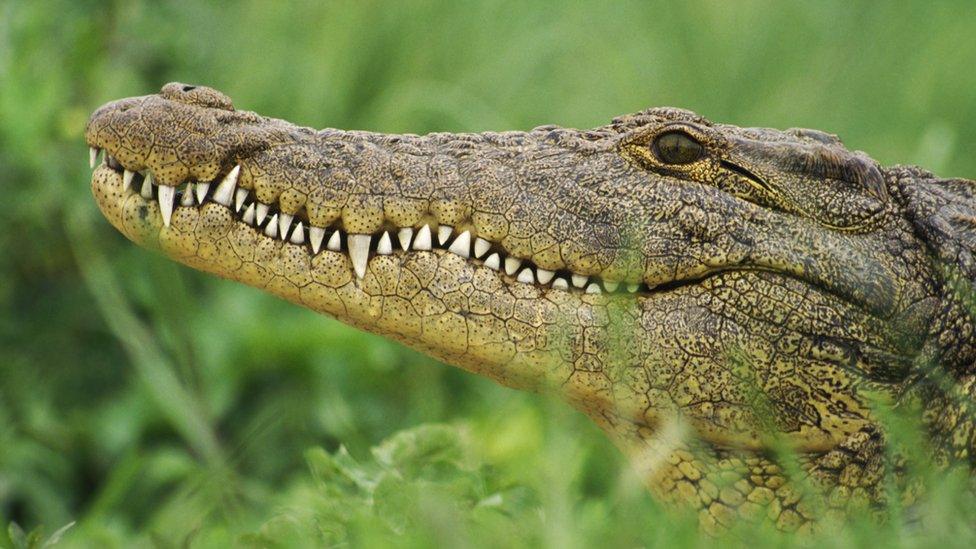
[3,0,976,546]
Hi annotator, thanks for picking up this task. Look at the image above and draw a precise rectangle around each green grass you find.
[2,0,976,546]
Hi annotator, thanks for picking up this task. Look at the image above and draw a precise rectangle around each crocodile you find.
[84,83,976,532]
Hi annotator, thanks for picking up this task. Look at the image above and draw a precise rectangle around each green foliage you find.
[238,425,527,547]
[2,0,976,546]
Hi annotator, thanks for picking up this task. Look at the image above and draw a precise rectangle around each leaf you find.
[41,522,75,548]
[371,424,468,479]
[7,523,28,549]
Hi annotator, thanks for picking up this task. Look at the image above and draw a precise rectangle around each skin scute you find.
[85,83,976,532]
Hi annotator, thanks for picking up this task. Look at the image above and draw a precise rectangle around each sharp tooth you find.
[484,253,501,270]
[289,221,305,244]
[448,230,471,257]
[264,214,279,238]
[413,225,432,250]
[473,237,491,258]
[604,281,619,292]
[255,203,269,225]
[212,165,240,206]
[158,185,175,227]
[278,213,293,240]
[348,234,371,279]
[141,175,154,199]
[309,226,325,253]
[242,203,256,224]
[571,274,588,288]
[585,283,602,294]
[397,227,413,250]
[516,268,535,284]
[89,147,100,168]
[234,188,248,212]
[377,232,393,255]
[504,257,521,275]
[327,230,341,251]
[536,268,555,284]
[181,185,195,206]
[552,278,569,290]
[627,283,640,293]
[437,225,453,245]
[194,182,211,203]
[123,169,136,189]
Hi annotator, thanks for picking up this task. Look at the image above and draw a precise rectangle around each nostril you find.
[160,82,235,111]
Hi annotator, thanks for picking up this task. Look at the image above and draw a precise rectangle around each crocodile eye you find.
[652,130,704,165]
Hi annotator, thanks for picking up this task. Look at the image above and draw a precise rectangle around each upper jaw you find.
[87,148,646,296]
[84,88,658,294]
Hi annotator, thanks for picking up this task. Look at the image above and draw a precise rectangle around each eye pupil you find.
[652,130,704,164]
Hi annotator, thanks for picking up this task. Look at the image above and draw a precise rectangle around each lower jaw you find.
[90,165,630,391]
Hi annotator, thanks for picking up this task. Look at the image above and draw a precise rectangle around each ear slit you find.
[720,160,773,192]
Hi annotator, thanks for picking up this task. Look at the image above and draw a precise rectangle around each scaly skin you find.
[85,83,976,531]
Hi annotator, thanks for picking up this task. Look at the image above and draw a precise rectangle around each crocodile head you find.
[85,83,976,527]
